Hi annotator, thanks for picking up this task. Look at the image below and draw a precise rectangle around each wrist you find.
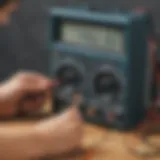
[33,121,64,157]
[33,123,54,158]
[0,124,50,159]
[30,125,48,158]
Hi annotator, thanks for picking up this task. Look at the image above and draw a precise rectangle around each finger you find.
[28,73,53,87]
[20,102,37,114]
[62,107,83,123]
[21,101,43,114]
[23,79,53,94]
[20,96,45,113]
[17,71,53,87]
[23,72,59,89]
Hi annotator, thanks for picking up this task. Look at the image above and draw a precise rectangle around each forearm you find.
[0,125,46,160]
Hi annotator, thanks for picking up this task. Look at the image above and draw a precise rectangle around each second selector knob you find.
[56,65,82,85]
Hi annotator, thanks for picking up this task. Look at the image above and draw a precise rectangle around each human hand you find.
[35,107,83,156]
[0,71,53,117]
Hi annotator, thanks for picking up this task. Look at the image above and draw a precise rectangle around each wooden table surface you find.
[2,119,160,160]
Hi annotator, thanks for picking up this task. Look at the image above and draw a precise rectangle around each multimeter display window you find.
[60,21,124,54]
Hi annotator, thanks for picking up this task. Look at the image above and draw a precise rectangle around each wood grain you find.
[1,120,159,160]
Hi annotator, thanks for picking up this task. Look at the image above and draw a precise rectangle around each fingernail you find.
[51,80,60,87]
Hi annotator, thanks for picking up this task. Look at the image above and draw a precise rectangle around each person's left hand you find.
[0,71,53,118]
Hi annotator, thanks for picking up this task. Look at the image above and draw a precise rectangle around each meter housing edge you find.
[49,7,153,130]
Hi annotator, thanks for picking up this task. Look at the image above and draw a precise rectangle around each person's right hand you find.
[35,107,83,156]
[0,71,53,117]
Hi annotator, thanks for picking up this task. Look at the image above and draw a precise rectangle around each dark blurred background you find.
[0,0,159,81]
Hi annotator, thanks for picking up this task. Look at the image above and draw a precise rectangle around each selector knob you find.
[56,65,82,86]
[93,66,123,104]
[54,63,84,109]
[94,72,120,95]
